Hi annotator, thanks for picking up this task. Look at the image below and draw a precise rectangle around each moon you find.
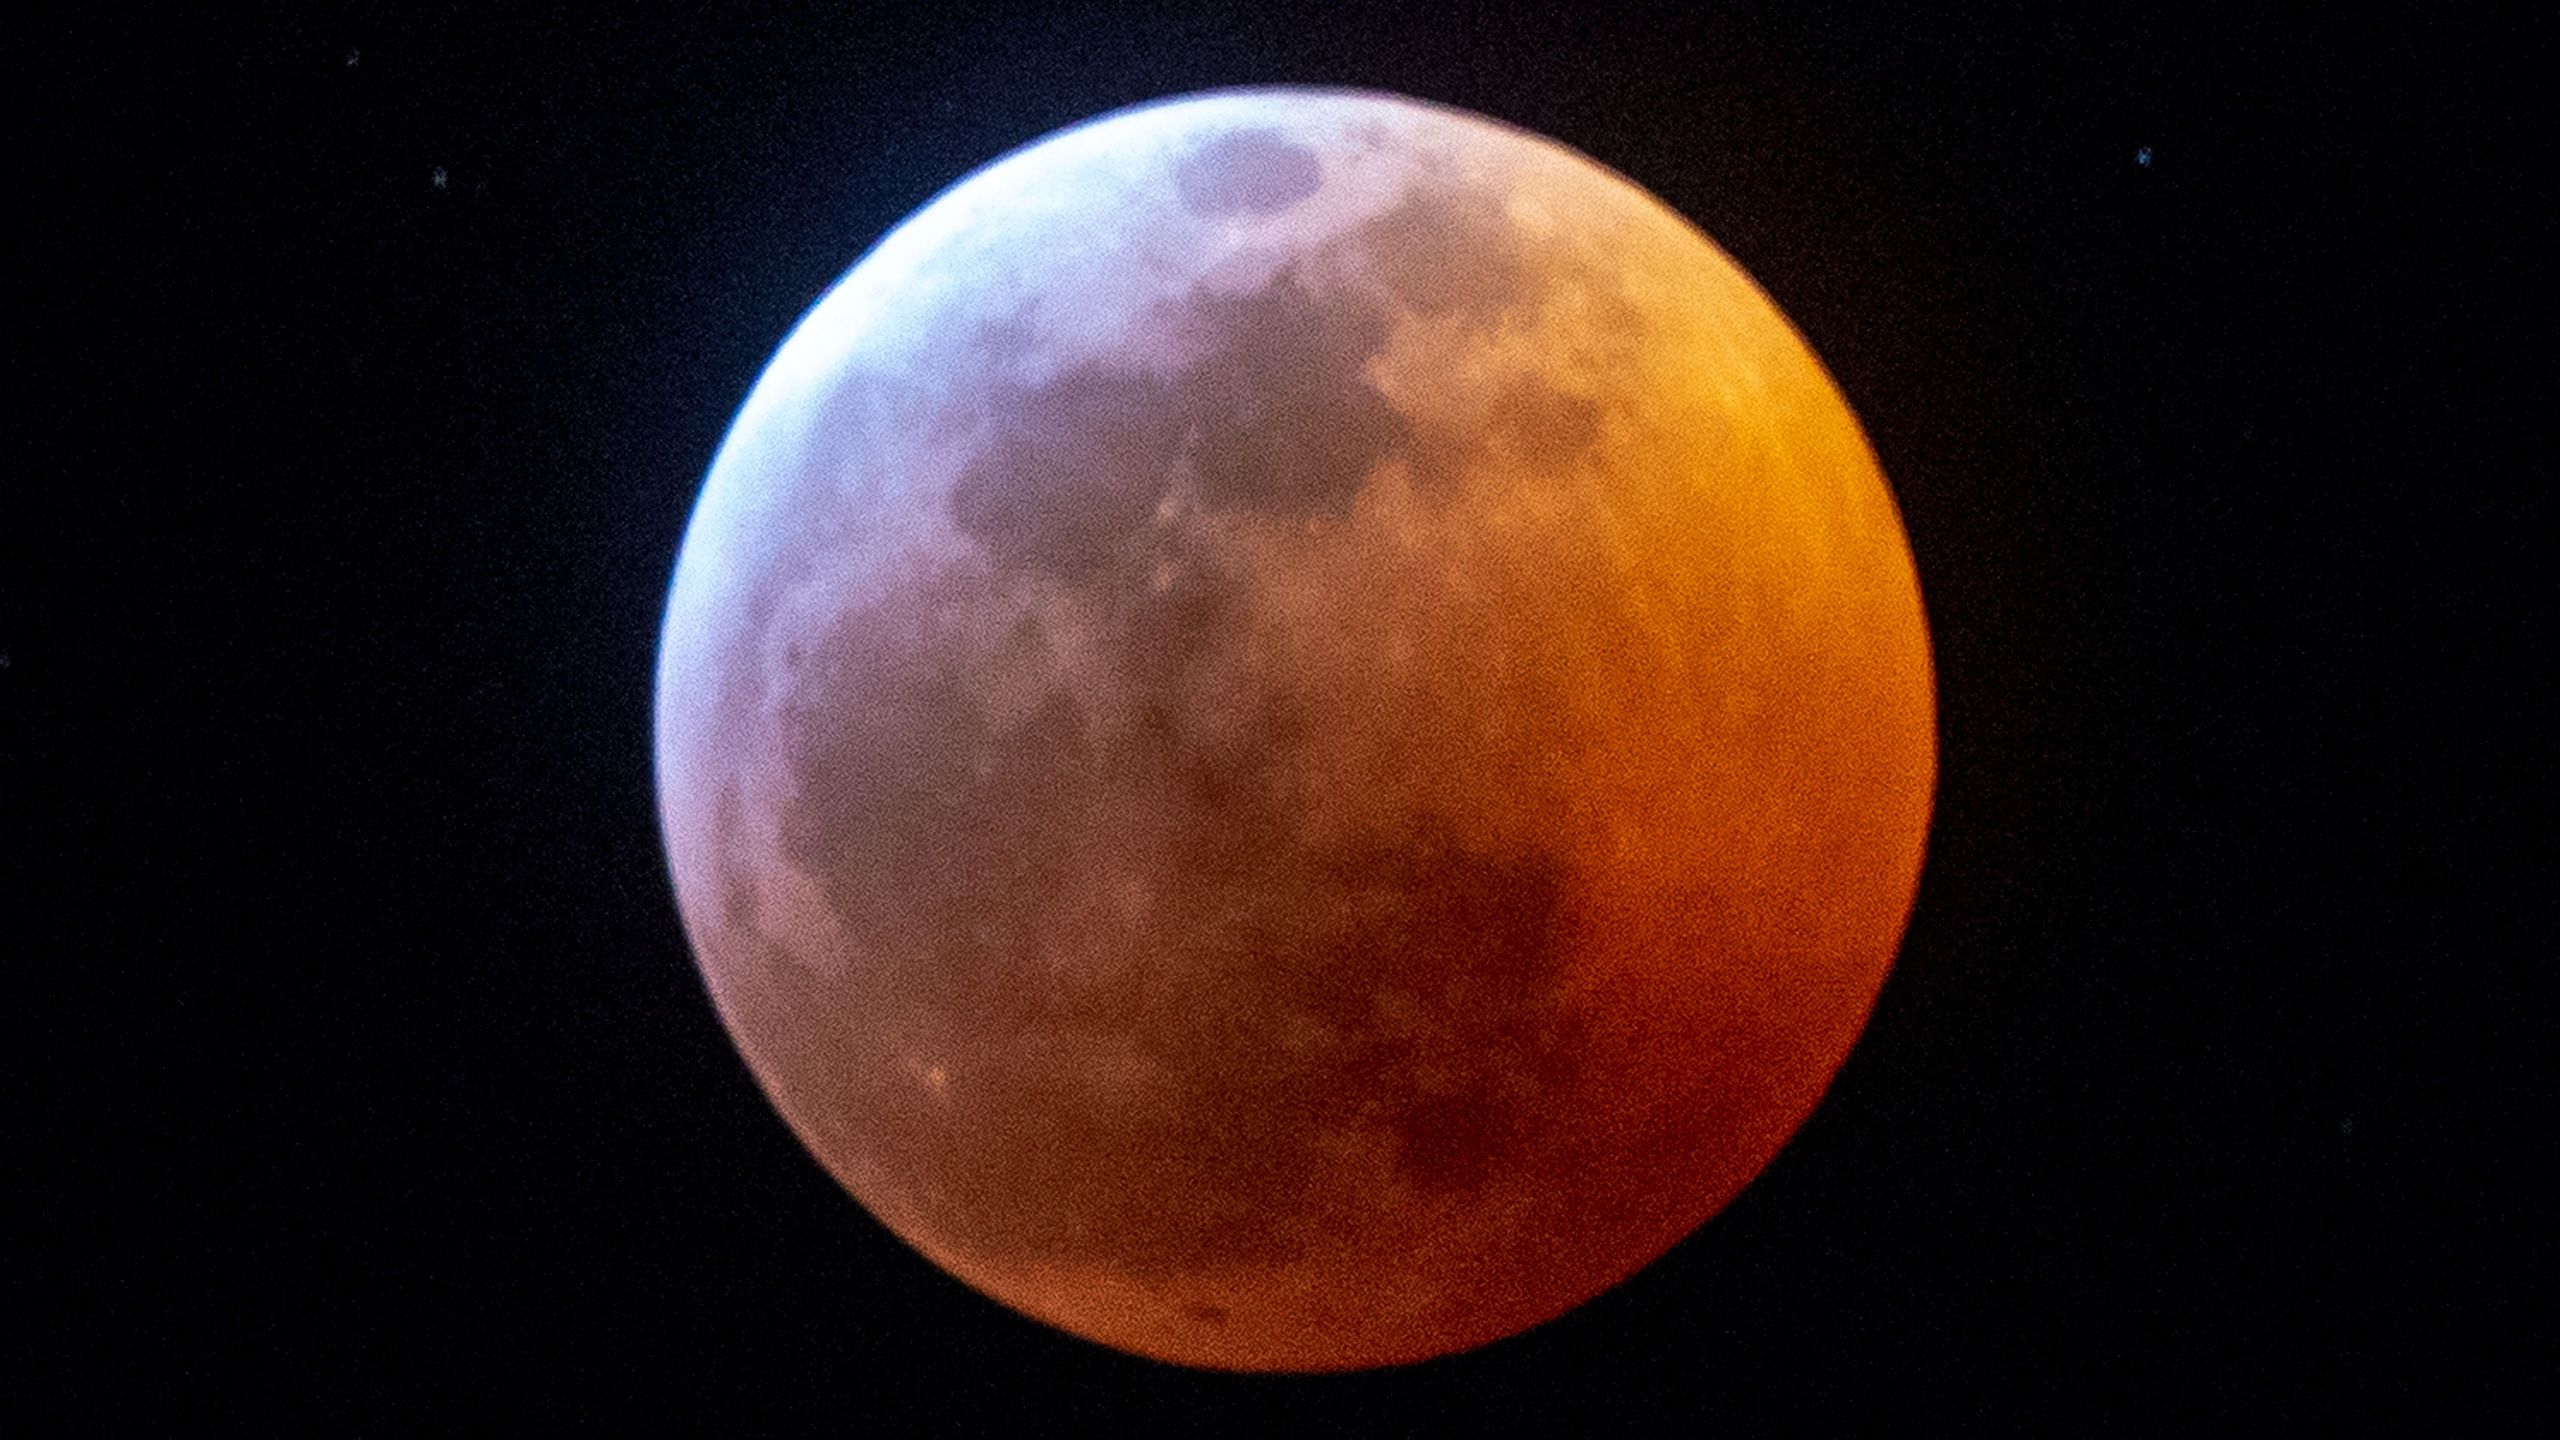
[654,89,1935,1372]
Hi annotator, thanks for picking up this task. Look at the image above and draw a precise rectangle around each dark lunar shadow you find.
[1491,373,1602,473]
[1174,130,1324,217]
[1179,266,1406,519]
[948,368,1187,581]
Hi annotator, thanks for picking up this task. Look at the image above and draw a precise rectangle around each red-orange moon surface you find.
[654,89,1935,1371]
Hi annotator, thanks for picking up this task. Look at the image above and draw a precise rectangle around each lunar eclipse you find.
[654,89,1936,1371]
[34,3,2537,1423]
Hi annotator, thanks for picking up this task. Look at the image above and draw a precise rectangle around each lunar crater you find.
[1175,129,1325,217]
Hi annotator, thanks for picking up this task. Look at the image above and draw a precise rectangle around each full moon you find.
[654,89,1935,1371]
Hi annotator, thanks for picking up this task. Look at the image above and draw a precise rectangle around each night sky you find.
[21,3,2548,1427]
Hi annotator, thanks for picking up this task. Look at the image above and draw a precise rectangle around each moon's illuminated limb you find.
[655,88,1934,1371]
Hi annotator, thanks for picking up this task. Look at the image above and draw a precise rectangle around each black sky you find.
[18,2,2550,1428]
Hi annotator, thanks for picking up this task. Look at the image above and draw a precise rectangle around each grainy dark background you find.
[18,2,2549,1427]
